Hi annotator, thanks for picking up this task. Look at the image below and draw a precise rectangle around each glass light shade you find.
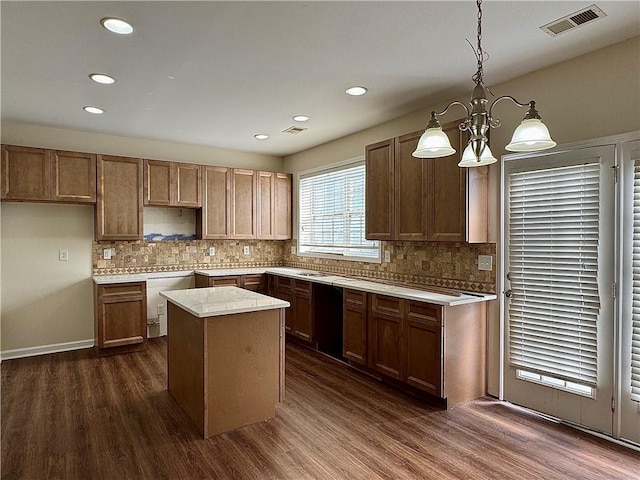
[412,128,456,158]
[458,144,497,167]
[505,118,557,152]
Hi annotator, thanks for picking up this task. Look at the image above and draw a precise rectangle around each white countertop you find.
[96,266,496,306]
[160,286,290,318]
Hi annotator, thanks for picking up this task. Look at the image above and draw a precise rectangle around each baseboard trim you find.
[1,339,95,362]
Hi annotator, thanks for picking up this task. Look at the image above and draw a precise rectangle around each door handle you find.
[504,289,512,298]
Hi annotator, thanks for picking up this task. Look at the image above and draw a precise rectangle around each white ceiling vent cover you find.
[541,4,606,37]
[283,126,307,134]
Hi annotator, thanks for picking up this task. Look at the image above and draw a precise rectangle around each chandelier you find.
[412,0,556,167]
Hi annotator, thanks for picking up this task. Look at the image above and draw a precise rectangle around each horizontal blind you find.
[299,162,379,258]
[508,162,601,387]
[631,159,640,400]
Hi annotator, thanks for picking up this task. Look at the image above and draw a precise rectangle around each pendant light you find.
[412,0,556,167]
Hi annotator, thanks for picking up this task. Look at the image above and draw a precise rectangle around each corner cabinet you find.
[96,155,143,241]
[1,145,96,203]
[144,159,201,208]
[365,121,488,243]
[94,281,147,356]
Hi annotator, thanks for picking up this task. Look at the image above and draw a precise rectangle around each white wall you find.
[1,203,94,353]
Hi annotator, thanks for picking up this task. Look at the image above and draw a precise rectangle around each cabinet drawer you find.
[294,280,312,295]
[98,282,145,298]
[277,276,293,292]
[406,301,442,326]
[242,274,264,291]
[344,289,367,307]
[211,276,241,287]
[370,294,402,316]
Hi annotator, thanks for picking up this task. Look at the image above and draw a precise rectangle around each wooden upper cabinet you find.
[426,121,488,243]
[365,139,394,240]
[1,145,96,203]
[144,160,201,207]
[364,121,488,243]
[230,168,256,239]
[96,155,143,241]
[395,131,427,241]
[257,171,292,240]
[198,166,230,239]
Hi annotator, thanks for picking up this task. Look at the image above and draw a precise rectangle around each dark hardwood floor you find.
[2,338,638,480]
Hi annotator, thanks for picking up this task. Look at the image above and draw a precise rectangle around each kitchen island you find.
[160,286,289,438]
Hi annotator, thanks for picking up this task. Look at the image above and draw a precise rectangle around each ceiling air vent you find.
[541,4,606,37]
[282,126,306,134]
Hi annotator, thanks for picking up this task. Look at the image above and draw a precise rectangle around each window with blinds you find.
[631,160,640,401]
[298,161,380,261]
[508,162,601,388]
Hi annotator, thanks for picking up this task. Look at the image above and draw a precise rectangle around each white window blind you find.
[631,159,640,401]
[508,162,601,387]
[299,162,379,260]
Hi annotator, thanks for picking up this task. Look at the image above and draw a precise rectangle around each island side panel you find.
[167,302,205,436]
[279,308,285,402]
[442,302,487,408]
[205,309,280,437]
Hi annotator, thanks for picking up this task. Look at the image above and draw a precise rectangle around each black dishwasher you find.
[312,284,345,361]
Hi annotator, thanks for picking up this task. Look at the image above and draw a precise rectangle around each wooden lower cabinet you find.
[293,280,313,342]
[344,292,486,408]
[275,277,294,333]
[194,273,265,293]
[94,282,147,356]
[342,289,367,365]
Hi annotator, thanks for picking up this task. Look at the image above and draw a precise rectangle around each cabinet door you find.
[343,289,367,365]
[242,274,264,292]
[198,166,230,239]
[276,277,294,333]
[52,150,96,203]
[96,155,143,241]
[1,145,50,201]
[293,280,313,343]
[395,131,427,241]
[365,139,394,240]
[368,295,403,380]
[274,173,292,240]
[175,163,202,207]
[144,159,172,206]
[256,171,275,239]
[230,168,256,239]
[404,302,443,396]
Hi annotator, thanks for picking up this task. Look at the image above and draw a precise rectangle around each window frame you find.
[295,156,381,264]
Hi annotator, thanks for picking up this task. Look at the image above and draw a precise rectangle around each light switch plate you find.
[384,250,391,262]
[478,255,493,271]
[59,249,69,261]
[243,245,250,255]
[103,249,112,260]
[209,247,216,256]
[291,246,296,255]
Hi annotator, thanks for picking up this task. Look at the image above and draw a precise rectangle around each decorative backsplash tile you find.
[93,240,285,275]
[94,238,496,294]
[282,240,497,293]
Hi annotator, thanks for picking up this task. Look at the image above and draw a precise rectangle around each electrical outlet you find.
[384,250,391,262]
[103,248,112,260]
[291,246,296,255]
[156,304,165,316]
[59,249,69,261]
[243,245,250,255]
[209,247,216,256]
[478,255,493,271]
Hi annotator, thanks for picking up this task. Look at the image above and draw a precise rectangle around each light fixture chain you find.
[473,0,484,86]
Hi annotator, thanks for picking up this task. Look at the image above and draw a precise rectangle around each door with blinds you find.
[620,139,640,445]
[502,145,616,434]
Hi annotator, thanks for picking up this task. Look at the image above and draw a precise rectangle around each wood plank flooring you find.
[2,338,638,479]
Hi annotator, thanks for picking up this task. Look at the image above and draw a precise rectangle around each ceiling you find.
[2,1,639,157]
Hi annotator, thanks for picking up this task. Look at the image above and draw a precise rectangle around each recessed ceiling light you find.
[254,134,269,140]
[101,17,134,35]
[89,73,116,85]
[83,106,105,114]
[292,115,310,122]
[345,86,368,96]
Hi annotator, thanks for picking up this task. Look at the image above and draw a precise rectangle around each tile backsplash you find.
[93,240,285,274]
[283,240,496,293]
[94,239,496,294]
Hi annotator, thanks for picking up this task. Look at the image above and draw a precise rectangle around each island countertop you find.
[160,286,290,318]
